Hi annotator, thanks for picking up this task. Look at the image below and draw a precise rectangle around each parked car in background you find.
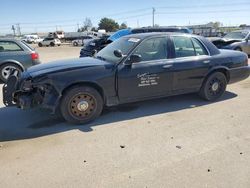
[212,30,250,55]
[38,37,61,47]
[21,36,35,44]
[80,35,111,57]
[72,36,94,46]
[131,26,192,34]
[4,33,249,124]
[79,27,192,57]
[0,39,40,82]
[34,37,44,43]
[21,34,43,44]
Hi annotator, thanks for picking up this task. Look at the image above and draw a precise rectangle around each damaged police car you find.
[3,33,250,124]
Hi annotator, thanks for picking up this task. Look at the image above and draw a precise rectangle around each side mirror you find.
[114,49,123,58]
[129,54,141,64]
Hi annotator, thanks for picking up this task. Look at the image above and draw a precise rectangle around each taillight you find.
[31,52,39,60]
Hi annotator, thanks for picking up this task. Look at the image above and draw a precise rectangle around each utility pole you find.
[152,7,155,27]
[11,25,16,36]
[16,23,21,36]
[77,23,80,32]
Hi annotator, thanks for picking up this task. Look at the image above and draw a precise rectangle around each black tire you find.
[73,42,78,46]
[60,86,103,124]
[0,63,22,83]
[38,43,43,47]
[199,72,227,101]
[50,42,55,47]
[235,47,242,52]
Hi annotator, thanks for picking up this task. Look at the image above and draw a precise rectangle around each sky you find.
[0,0,249,34]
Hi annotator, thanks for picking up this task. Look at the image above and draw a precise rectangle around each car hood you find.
[26,57,110,77]
[212,38,242,48]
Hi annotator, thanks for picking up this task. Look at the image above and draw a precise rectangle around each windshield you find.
[95,37,140,64]
[224,31,248,40]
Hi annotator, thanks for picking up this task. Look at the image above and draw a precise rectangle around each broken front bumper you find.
[3,71,61,113]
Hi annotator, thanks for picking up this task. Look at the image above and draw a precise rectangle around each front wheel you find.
[60,86,103,124]
[199,72,227,101]
[0,63,22,82]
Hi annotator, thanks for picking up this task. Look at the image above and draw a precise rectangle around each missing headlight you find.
[22,80,33,92]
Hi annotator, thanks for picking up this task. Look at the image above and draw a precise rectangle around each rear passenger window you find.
[172,36,195,58]
[192,38,208,55]
[0,41,23,52]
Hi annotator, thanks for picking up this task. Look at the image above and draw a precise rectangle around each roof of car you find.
[122,32,221,56]
[0,38,20,42]
[132,26,188,29]
[123,32,195,39]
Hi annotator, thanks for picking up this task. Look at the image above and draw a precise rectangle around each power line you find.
[0,8,152,26]
[156,2,250,9]
[156,9,249,15]
[1,1,249,26]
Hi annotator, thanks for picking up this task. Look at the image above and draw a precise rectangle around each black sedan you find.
[3,33,250,124]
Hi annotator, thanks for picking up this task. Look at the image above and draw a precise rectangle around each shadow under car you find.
[0,91,237,142]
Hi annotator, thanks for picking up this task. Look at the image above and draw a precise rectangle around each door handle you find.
[163,64,173,69]
[203,60,210,64]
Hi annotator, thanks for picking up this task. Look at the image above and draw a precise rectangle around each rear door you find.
[117,36,174,102]
[169,36,211,91]
[0,41,30,65]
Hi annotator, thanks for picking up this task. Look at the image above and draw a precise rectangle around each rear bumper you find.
[32,59,41,66]
[228,65,250,84]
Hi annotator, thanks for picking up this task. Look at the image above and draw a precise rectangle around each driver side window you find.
[132,37,168,62]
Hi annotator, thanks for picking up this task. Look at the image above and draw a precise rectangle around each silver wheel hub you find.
[212,82,219,91]
[1,65,17,80]
[77,101,89,111]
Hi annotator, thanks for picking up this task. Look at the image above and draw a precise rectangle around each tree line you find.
[78,17,128,32]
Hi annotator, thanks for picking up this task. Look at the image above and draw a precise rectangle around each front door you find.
[117,37,174,103]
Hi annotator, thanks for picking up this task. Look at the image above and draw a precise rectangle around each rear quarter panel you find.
[0,51,32,69]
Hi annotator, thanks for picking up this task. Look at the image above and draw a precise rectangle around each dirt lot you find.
[0,46,250,188]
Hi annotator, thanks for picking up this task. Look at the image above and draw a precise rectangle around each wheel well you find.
[206,68,230,83]
[61,82,105,101]
[0,61,24,71]
[234,47,242,51]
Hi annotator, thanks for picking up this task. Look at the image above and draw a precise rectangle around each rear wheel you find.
[38,43,43,47]
[50,42,55,47]
[60,86,103,124]
[199,72,227,101]
[73,42,78,46]
[0,63,22,82]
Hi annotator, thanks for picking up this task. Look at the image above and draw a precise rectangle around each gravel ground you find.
[0,46,250,188]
